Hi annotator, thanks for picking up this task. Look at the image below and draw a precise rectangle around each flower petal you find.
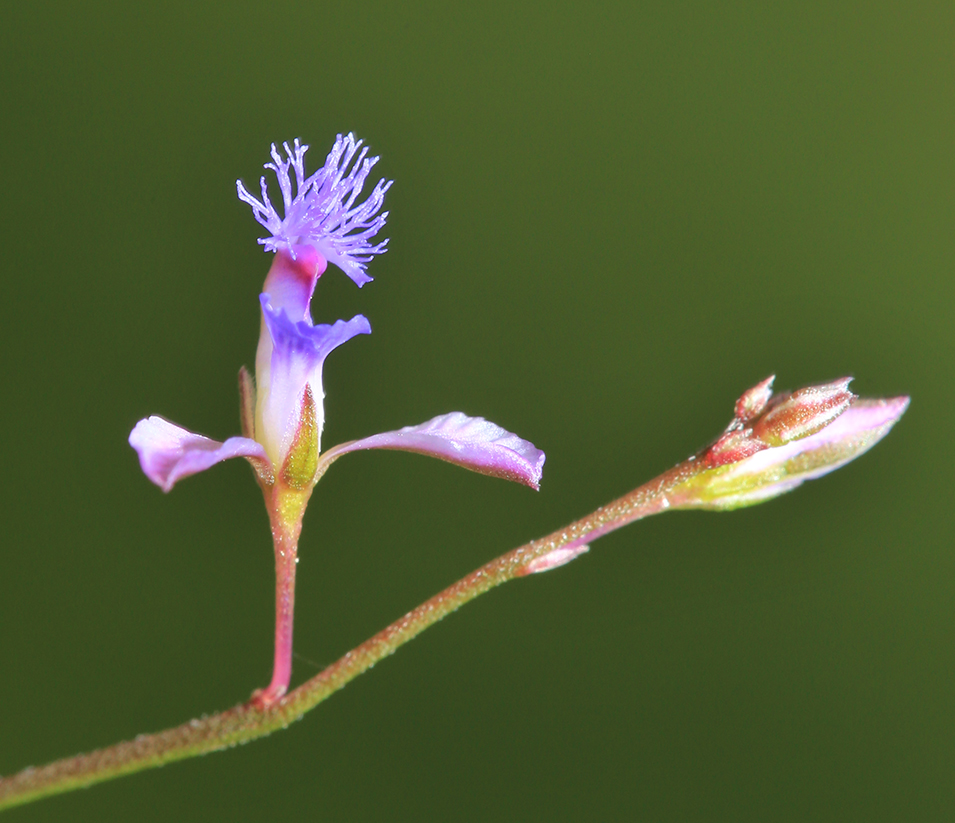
[321,412,546,490]
[261,299,372,367]
[256,298,371,464]
[129,416,270,492]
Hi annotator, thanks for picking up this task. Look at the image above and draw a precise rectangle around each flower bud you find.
[752,378,855,447]
[671,378,909,511]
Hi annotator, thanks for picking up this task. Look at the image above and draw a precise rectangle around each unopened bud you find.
[752,378,854,447]
[672,377,909,511]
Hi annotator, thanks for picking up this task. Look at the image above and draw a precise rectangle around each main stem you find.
[0,459,698,812]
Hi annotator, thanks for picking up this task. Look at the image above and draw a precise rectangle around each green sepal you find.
[281,385,319,490]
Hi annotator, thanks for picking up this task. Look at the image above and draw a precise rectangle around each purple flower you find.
[251,247,372,481]
[236,135,392,287]
[130,135,545,501]
[130,133,545,707]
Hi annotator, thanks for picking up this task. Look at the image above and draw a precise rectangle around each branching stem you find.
[0,459,696,812]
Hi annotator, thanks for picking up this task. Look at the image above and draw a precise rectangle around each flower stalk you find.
[254,492,307,707]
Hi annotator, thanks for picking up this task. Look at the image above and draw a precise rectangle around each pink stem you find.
[256,536,297,706]
[251,489,306,708]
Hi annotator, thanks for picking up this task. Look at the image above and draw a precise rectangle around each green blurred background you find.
[0,1,950,820]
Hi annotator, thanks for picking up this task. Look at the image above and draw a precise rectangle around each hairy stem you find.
[252,484,310,707]
[253,525,299,707]
[0,459,696,812]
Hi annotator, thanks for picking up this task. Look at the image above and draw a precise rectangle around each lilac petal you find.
[129,416,270,492]
[257,298,371,460]
[261,297,372,366]
[324,412,546,490]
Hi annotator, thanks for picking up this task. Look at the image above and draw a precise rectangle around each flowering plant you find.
[0,135,908,811]
[129,135,544,707]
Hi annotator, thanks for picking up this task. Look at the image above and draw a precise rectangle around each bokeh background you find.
[0,2,951,820]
